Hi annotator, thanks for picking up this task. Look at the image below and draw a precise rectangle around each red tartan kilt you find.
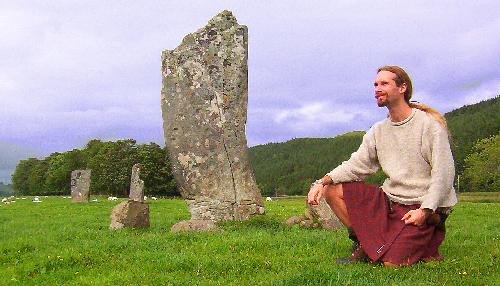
[342,181,445,265]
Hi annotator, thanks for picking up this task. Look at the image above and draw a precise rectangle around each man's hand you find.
[401,209,430,226]
[307,184,324,205]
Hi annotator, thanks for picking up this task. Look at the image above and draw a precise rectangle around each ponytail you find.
[409,101,449,131]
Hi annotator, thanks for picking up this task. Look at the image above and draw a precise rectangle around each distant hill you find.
[249,96,499,195]
[249,131,385,196]
[0,182,13,196]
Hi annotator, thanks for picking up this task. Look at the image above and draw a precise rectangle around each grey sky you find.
[1,1,499,183]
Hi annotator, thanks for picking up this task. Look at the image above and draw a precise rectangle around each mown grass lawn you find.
[0,195,498,285]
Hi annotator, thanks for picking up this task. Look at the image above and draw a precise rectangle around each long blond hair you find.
[377,65,448,130]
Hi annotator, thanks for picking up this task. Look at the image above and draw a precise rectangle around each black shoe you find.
[336,244,370,264]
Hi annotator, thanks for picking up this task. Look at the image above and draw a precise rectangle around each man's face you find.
[373,70,406,107]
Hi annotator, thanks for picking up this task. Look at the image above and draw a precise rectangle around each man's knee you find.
[324,183,343,204]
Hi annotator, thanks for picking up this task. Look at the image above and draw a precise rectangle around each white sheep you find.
[107,196,118,201]
[266,197,273,201]
[151,196,158,200]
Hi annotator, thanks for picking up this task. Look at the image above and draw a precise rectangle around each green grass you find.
[0,196,498,285]
[458,192,500,203]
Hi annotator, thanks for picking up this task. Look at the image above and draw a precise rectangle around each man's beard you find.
[376,97,387,107]
[377,101,387,107]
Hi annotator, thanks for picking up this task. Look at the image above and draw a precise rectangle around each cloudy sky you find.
[1,1,499,183]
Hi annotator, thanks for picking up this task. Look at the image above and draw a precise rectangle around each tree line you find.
[11,139,177,197]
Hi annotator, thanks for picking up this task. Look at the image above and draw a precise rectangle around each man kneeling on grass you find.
[307,66,457,267]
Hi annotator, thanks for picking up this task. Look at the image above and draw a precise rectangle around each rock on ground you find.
[171,219,222,233]
[110,200,150,229]
[308,197,343,229]
[284,198,342,230]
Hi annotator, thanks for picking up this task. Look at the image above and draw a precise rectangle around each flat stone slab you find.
[110,200,150,229]
[171,219,222,233]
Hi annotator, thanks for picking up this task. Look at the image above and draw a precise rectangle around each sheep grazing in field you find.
[32,197,42,203]
[151,197,158,200]
[21,198,27,200]
[143,196,148,201]
[1,198,7,203]
[91,199,98,202]
[108,196,118,201]
[266,197,273,202]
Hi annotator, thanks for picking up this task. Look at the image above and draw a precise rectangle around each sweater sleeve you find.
[326,127,380,183]
[420,121,455,211]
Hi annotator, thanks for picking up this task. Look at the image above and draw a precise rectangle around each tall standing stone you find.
[160,10,264,223]
[71,170,91,203]
[129,163,144,202]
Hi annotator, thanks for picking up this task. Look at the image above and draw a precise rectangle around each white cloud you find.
[460,79,500,106]
[273,102,373,132]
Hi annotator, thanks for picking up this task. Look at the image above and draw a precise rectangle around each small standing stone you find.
[109,164,150,230]
[71,170,91,203]
[129,163,144,202]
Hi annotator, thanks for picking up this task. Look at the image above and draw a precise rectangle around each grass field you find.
[457,192,500,203]
[0,194,498,285]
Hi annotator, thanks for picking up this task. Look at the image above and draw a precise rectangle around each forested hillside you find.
[249,132,387,196]
[445,96,500,173]
[249,96,499,195]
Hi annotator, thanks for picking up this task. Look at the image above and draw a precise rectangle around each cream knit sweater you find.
[326,109,457,210]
